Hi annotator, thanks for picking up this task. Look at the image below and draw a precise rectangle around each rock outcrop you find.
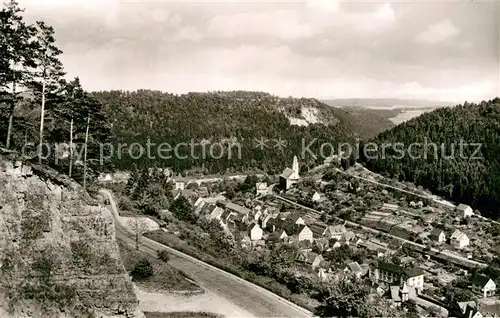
[0,154,143,318]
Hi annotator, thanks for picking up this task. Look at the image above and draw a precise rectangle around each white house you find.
[472,274,496,298]
[291,224,313,242]
[175,180,185,190]
[323,224,347,240]
[451,229,470,249]
[457,301,485,318]
[206,205,224,221]
[311,191,325,203]
[457,204,474,218]
[248,223,263,241]
[256,182,268,196]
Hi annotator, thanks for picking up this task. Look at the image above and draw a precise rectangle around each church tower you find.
[292,156,299,176]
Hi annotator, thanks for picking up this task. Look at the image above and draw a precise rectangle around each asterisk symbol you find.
[253,137,269,150]
[273,137,287,151]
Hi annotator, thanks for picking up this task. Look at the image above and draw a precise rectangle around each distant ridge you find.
[321,98,455,108]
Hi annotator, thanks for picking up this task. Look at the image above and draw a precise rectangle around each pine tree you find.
[30,21,65,163]
[53,78,85,177]
[0,0,36,149]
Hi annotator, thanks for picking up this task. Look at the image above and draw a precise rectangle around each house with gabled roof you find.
[287,224,313,243]
[471,274,496,298]
[323,224,347,240]
[451,229,470,249]
[457,203,474,218]
[206,205,224,221]
[454,301,485,318]
[268,229,288,242]
[430,228,446,244]
[247,223,263,241]
[371,261,425,293]
[256,182,268,196]
[309,223,327,239]
[295,251,325,269]
[344,261,364,279]
[309,191,325,203]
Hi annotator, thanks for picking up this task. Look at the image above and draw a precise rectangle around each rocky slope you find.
[0,151,143,317]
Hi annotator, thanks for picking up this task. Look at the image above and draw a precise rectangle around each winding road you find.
[99,189,313,318]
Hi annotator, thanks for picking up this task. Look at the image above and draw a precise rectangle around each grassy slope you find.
[117,239,200,293]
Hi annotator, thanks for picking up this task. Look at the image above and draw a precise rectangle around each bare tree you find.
[82,115,90,189]
[127,218,148,251]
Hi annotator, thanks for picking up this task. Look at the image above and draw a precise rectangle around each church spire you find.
[292,156,299,176]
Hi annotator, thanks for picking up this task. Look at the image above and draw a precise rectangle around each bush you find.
[157,250,170,262]
[130,258,154,279]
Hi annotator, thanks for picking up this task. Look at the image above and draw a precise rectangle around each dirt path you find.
[134,285,256,318]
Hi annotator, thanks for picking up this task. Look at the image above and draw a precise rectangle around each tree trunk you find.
[38,79,46,164]
[5,80,16,149]
[83,115,90,189]
[135,232,139,251]
[69,117,73,177]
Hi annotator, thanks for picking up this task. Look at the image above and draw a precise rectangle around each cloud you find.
[306,0,340,12]
[174,26,203,42]
[207,10,313,40]
[415,19,460,44]
[15,0,497,103]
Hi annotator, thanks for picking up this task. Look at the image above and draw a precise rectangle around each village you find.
[100,155,500,317]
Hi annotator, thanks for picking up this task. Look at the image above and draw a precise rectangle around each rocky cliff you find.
[0,153,143,318]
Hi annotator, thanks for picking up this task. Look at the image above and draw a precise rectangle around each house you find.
[317,268,332,281]
[430,228,446,244]
[248,223,263,241]
[268,214,305,232]
[457,204,474,218]
[344,261,364,279]
[314,238,330,253]
[371,261,425,293]
[174,174,186,190]
[261,214,274,229]
[310,191,325,203]
[206,205,224,221]
[357,239,392,258]
[323,155,341,166]
[323,224,347,240]
[341,231,356,243]
[309,223,328,239]
[455,301,485,318]
[194,197,206,209]
[217,201,252,216]
[451,229,470,249]
[279,156,300,190]
[240,234,252,249]
[287,224,313,242]
[390,283,416,306]
[256,183,268,196]
[295,251,325,268]
[471,274,496,298]
[268,230,288,242]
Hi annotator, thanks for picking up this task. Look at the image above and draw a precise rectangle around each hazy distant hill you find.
[321,98,455,108]
[341,106,395,137]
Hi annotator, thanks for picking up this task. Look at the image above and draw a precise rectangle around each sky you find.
[17,0,500,103]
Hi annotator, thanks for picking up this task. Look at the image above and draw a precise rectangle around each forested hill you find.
[94,90,365,174]
[360,98,500,218]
